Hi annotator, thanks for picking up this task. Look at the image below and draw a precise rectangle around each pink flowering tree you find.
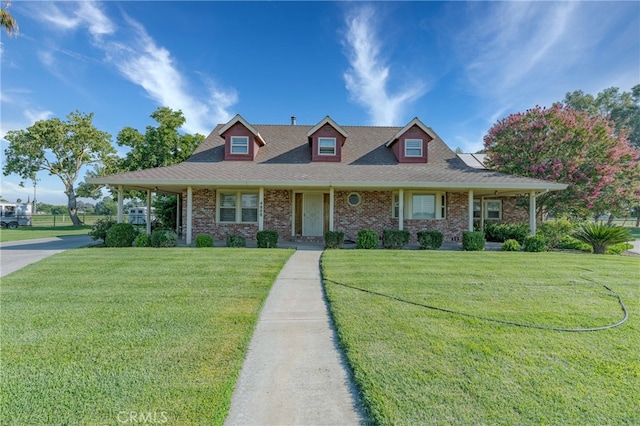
[484,105,640,219]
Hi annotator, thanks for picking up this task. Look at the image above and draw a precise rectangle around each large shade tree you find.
[3,111,116,225]
[560,85,640,149]
[484,105,640,219]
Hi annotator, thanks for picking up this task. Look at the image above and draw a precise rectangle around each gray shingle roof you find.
[88,122,566,193]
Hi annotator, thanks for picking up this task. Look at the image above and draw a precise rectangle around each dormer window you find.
[405,139,423,157]
[230,136,249,155]
[318,138,337,156]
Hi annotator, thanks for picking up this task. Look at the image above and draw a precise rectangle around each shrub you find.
[256,230,278,248]
[134,233,151,247]
[417,230,444,250]
[484,222,529,243]
[523,234,547,252]
[502,239,521,251]
[537,218,575,249]
[462,231,485,251]
[557,236,591,252]
[150,229,178,248]
[383,229,410,249]
[105,223,138,248]
[606,242,633,255]
[573,223,631,255]
[226,235,246,248]
[88,217,116,242]
[324,231,345,249]
[356,229,378,249]
[195,234,214,248]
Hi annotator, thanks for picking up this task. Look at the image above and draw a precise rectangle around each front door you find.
[302,193,324,236]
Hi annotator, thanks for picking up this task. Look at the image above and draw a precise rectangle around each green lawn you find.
[0,225,93,242]
[322,251,640,425]
[1,248,293,425]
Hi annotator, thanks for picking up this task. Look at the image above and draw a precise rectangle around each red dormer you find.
[385,117,435,163]
[306,116,348,162]
[219,114,266,161]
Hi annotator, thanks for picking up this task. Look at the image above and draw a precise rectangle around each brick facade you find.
[181,188,528,243]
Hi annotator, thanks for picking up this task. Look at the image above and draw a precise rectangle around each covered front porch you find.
[110,184,544,246]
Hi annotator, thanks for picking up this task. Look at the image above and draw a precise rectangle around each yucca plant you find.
[573,223,631,254]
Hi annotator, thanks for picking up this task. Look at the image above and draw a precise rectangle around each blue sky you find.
[1,1,638,205]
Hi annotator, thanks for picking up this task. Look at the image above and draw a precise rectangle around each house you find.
[88,115,567,245]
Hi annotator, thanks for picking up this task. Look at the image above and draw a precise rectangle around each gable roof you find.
[306,115,349,138]
[88,118,567,196]
[218,114,266,146]
[385,117,437,147]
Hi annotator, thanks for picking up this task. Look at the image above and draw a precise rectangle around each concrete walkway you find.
[225,248,365,426]
[0,235,94,278]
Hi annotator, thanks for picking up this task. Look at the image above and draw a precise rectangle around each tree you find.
[1,0,18,36]
[561,85,640,148]
[3,111,116,225]
[118,107,204,171]
[484,105,640,219]
[94,196,117,216]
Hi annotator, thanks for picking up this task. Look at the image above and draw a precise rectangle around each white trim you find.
[468,190,474,231]
[329,188,334,231]
[473,199,502,221]
[404,139,423,157]
[385,117,437,147]
[117,185,124,223]
[146,190,152,235]
[529,191,536,235]
[230,136,249,155]
[259,187,264,231]
[217,190,259,224]
[306,115,348,138]
[218,114,265,146]
[90,178,568,192]
[398,189,404,230]
[318,137,337,156]
[393,191,445,220]
[347,192,361,207]
[186,186,193,245]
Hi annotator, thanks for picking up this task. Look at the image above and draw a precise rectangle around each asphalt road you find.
[0,235,94,278]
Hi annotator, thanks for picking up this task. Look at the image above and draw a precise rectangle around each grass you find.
[0,225,93,242]
[322,250,640,425]
[0,248,293,425]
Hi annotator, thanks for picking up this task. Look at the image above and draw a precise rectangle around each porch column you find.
[117,185,124,223]
[529,191,537,235]
[258,187,264,231]
[398,189,404,231]
[146,189,152,235]
[186,186,193,245]
[329,188,334,231]
[480,196,485,231]
[468,190,474,231]
[175,194,181,235]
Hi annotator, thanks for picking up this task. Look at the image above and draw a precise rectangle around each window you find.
[412,194,435,219]
[485,200,502,220]
[347,193,361,206]
[219,192,258,223]
[318,138,336,155]
[404,139,423,157]
[474,199,502,220]
[393,192,445,219]
[230,136,249,154]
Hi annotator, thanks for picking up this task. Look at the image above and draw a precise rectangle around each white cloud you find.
[343,6,426,126]
[29,1,236,135]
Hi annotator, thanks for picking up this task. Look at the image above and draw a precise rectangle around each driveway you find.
[0,235,94,278]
